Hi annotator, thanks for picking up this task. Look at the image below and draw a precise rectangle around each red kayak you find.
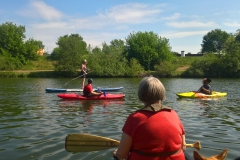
[57,93,125,100]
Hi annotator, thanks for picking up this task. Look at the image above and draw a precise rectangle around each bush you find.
[154,61,177,77]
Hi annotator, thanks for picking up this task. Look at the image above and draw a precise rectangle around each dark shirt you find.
[200,84,212,95]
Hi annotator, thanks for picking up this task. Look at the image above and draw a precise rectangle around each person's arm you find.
[201,86,211,94]
[182,134,186,151]
[113,132,132,160]
[91,91,102,96]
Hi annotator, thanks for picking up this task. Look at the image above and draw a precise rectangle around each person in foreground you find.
[80,59,89,89]
[113,76,186,160]
[83,78,102,97]
[198,78,212,95]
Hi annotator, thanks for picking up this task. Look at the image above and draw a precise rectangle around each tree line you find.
[184,29,240,77]
[1,21,240,77]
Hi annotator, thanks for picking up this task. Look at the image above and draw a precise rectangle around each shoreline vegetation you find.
[0,65,189,78]
[1,22,240,78]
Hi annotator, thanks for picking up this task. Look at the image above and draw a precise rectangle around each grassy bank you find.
[0,70,80,78]
[0,56,200,78]
[0,69,188,78]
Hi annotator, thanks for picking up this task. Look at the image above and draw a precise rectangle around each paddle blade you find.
[65,133,120,152]
[186,141,201,150]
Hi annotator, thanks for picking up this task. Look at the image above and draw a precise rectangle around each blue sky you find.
[1,0,240,54]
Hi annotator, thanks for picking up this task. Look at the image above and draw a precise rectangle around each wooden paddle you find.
[65,133,201,153]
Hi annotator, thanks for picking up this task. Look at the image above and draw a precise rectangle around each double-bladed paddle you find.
[65,133,201,153]
[63,71,94,87]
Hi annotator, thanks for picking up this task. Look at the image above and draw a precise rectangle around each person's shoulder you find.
[128,110,153,120]
[124,112,144,127]
[168,109,180,117]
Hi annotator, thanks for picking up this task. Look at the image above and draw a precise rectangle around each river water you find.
[0,78,239,160]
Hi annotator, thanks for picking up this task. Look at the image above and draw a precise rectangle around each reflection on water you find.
[0,78,239,160]
[58,99,124,115]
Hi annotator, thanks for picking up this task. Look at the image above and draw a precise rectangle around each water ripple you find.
[0,78,239,159]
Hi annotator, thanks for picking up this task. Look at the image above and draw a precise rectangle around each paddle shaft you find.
[194,86,202,94]
[63,70,93,86]
[65,134,201,152]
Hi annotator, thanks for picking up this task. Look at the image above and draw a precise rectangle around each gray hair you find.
[138,77,166,104]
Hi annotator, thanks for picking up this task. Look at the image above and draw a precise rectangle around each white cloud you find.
[24,3,164,31]
[160,30,208,38]
[31,1,63,21]
[101,3,162,23]
[69,18,107,30]
[19,1,63,21]
[223,21,240,27]
[162,13,180,20]
[167,21,217,28]
[214,10,240,16]
[31,22,69,29]
[21,2,210,54]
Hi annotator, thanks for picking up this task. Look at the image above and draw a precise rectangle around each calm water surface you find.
[0,78,239,160]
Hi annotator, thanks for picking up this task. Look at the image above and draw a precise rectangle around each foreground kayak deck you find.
[58,93,125,100]
[176,91,227,98]
[46,87,123,93]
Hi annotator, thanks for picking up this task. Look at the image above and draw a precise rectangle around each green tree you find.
[171,51,179,56]
[54,34,88,74]
[0,22,26,58]
[126,58,144,77]
[87,52,126,77]
[102,42,111,54]
[102,39,125,55]
[109,39,125,54]
[87,44,93,53]
[183,53,218,77]
[24,38,43,60]
[201,29,230,54]
[234,29,240,42]
[155,61,177,77]
[125,31,173,70]
[0,22,44,69]
[50,48,60,61]
[92,46,102,54]
[221,35,240,77]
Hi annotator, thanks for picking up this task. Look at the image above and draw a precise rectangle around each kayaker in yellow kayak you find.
[198,78,212,95]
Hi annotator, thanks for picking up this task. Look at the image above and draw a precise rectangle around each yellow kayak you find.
[176,91,227,98]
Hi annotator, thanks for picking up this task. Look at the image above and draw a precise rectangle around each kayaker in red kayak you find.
[113,76,186,160]
[83,78,102,97]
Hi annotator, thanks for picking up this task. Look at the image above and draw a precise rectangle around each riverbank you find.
[0,70,62,78]
[0,65,190,78]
